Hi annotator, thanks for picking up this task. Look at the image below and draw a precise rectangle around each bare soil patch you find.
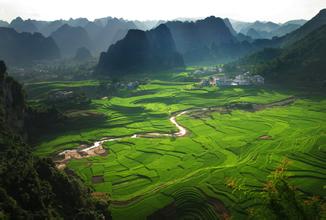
[54,145,108,169]
[92,175,105,184]
[91,192,110,201]
[259,135,272,140]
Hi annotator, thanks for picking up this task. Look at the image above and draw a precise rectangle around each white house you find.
[233,74,251,86]
[48,90,74,101]
[251,75,264,85]
[199,79,210,87]
[214,73,265,87]
[194,70,205,74]
[216,76,234,86]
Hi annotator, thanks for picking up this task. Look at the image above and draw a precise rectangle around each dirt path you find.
[54,110,190,169]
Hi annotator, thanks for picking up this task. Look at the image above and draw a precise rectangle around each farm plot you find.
[28,77,326,219]
[67,97,325,219]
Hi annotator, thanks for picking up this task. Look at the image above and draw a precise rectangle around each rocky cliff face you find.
[97,24,184,75]
[0,61,26,143]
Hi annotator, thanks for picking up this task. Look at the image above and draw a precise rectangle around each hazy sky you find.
[0,0,325,23]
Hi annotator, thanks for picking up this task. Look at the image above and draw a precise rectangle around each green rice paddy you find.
[28,75,326,219]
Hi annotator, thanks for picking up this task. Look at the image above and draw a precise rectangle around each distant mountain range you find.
[0,17,159,56]
[229,19,307,40]
[97,24,184,75]
[280,9,326,46]
[0,9,325,73]
[0,15,310,59]
[226,10,326,87]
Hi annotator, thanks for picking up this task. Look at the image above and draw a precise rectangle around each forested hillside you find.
[226,25,326,87]
[0,61,110,219]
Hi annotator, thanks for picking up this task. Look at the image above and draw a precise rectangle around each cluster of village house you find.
[200,72,264,87]
[193,66,224,74]
[48,90,74,101]
[113,81,140,89]
[48,81,140,101]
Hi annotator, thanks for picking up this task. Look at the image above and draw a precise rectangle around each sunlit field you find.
[27,73,326,219]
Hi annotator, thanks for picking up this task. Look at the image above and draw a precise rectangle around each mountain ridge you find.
[0,27,60,65]
[97,24,184,75]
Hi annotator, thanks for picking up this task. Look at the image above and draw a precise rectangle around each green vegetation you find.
[0,61,110,219]
[30,79,288,156]
[26,70,325,219]
[3,9,326,219]
[225,25,326,88]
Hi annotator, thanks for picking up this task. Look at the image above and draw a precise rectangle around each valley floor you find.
[28,75,326,219]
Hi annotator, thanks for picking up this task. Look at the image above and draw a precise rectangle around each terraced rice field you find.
[28,77,326,219]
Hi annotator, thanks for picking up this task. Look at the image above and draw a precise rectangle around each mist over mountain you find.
[246,28,264,39]
[223,18,237,36]
[283,19,307,26]
[229,19,306,40]
[281,9,326,45]
[93,16,114,26]
[271,23,302,37]
[0,10,324,67]
[74,47,92,61]
[37,20,65,37]
[133,20,159,30]
[223,9,325,55]
[243,25,301,40]
[3,17,145,55]
[0,27,60,66]
[66,18,90,27]
[97,24,184,75]
[9,17,39,33]
[165,16,255,64]
[91,18,138,54]
[240,9,326,50]
[50,24,92,58]
[229,19,252,33]
[223,18,254,43]
[240,21,280,35]
[0,20,9,27]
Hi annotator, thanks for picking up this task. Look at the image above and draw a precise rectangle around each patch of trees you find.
[26,106,64,142]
